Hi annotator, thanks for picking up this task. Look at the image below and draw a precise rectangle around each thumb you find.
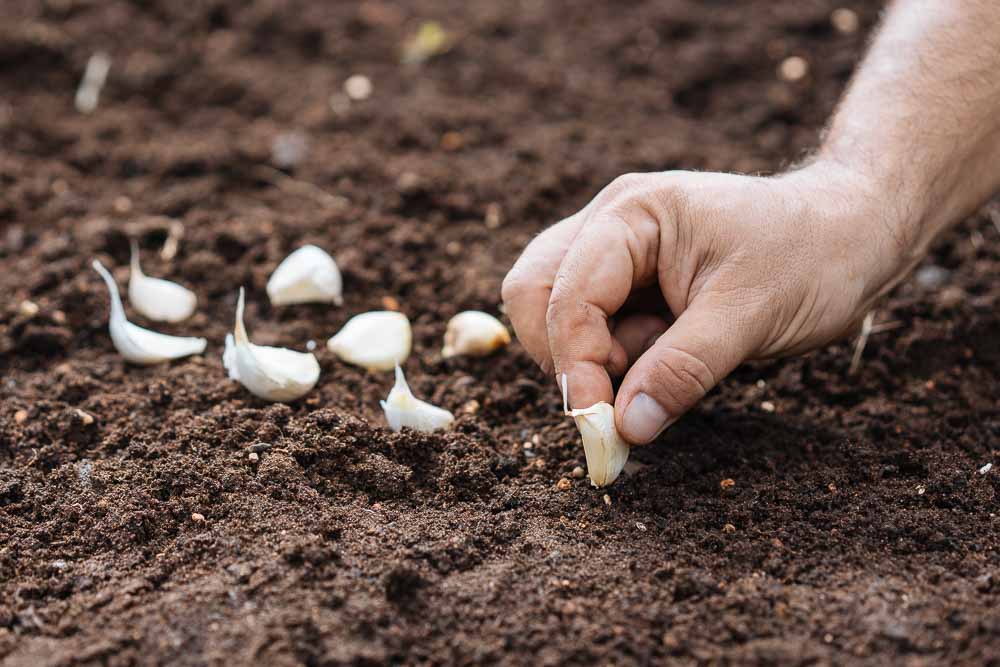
[614,300,756,444]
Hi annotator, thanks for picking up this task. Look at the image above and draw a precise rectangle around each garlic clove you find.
[380,365,454,432]
[222,288,320,402]
[327,311,411,371]
[92,260,206,365]
[267,245,343,306]
[128,241,197,322]
[441,310,511,358]
[561,374,630,488]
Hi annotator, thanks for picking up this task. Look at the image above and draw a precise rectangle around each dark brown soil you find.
[3,1,1000,665]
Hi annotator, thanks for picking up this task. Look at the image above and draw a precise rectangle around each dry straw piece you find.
[381,366,454,432]
[223,288,320,402]
[129,241,197,322]
[92,260,206,364]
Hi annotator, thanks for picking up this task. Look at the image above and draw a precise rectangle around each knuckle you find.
[500,269,530,305]
[647,346,716,412]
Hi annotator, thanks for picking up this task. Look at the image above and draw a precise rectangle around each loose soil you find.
[3,1,1000,665]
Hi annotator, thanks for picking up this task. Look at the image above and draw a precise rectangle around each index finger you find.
[546,210,660,409]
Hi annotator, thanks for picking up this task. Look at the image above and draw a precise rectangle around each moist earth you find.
[2,1,1000,665]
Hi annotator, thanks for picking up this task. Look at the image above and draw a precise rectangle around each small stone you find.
[720,478,735,490]
[571,466,586,479]
[917,485,926,495]
[440,131,464,151]
[14,409,28,424]
[484,203,502,229]
[723,523,737,534]
[603,494,612,506]
[556,478,572,491]
[74,409,94,425]
[830,8,859,34]
[760,401,776,413]
[51,179,69,196]
[191,512,206,523]
[778,56,809,82]
[113,195,133,214]
[51,310,67,324]
[270,131,309,169]
[460,399,480,415]
[18,300,39,317]
[344,74,373,100]
[531,434,541,446]
[306,340,317,351]
[979,463,992,475]
[828,482,838,492]
[938,285,965,309]
[636,522,647,532]
[396,172,419,191]
[248,452,259,462]
[445,241,462,256]
[522,440,533,450]
[915,264,950,290]
[824,633,835,643]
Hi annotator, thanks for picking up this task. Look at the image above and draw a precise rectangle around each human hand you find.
[502,162,911,444]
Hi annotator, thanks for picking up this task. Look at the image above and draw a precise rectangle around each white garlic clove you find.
[266,245,343,306]
[128,241,197,322]
[442,310,510,358]
[327,310,411,371]
[561,374,630,488]
[92,260,206,365]
[222,288,320,402]
[380,365,454,432]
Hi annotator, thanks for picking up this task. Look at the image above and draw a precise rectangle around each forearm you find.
[818,0,1000,273]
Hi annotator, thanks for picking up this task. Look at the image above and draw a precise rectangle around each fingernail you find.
[622,393,670,443]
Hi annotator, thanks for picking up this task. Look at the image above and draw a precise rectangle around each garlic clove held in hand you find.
[380,365,454,432]
[92,260,206,365]
[442,310,510,358]
[128,241,197,322]
[223,288,320,402]
[327,311,411,371]
[561,374,629,488]
[267,245,343,307]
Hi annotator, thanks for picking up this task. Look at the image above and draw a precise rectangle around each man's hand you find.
[503,0,1000,445]
[503,163,899,443]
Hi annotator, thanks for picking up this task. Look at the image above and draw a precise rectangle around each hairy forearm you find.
[818,0,1000,272]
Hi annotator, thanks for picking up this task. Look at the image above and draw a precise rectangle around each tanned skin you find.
[501,0,1000,445]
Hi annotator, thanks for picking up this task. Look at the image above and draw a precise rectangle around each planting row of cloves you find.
[91,243,627,487]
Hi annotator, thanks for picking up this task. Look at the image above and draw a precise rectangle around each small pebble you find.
[113,196,133,214]
[761,401,776,413]
[460,399,480,415]
[306,340,317,351]
[603,494,612,506]
[191,512,206,523]
[720,478,736,490]
[570,466,586,479]
[830,8,859,34]
[14,409,28,424]
[556,478,572,491]
[915,264,950,290]
[18,300,39,317]
[979,463,992,475]
[344,74,373,100]
[52,310,67,324]
[440,131,464,151]
[778,56,809,82]
[723,523,737,534]
[917,485,926,495]
[248,452,259,462]
[636,522,647,532]
[74,409,95,425]
[484,203,502,229]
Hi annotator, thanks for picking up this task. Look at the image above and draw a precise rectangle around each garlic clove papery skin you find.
[128,242,197,322]
[560,373,629,488]
[380,365,454,432]
[92,260,207,365]
[267,245,343,306]
[441,310,510,358]
[569,402,630,488]
[327,311,411,371]
[222,288,320,402]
